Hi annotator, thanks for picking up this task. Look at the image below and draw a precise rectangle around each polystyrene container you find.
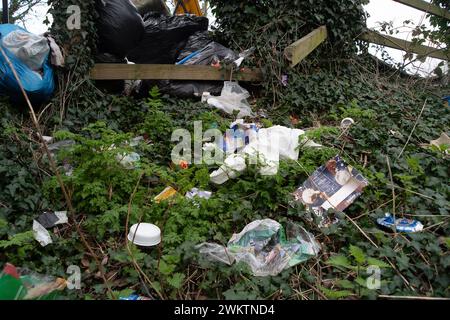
[127,223,161,247]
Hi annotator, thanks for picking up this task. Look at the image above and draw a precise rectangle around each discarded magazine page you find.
[292,156,369,226]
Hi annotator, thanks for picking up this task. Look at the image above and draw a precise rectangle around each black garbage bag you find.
[127,13,209,64]
[176,32,238,66]
[139,80,223,99]
[95,52,127,64]
[94,53,127,93]
[131,0,170,16]
[150,32,239,98]
[176,31,212,62]
[96,0,145,58]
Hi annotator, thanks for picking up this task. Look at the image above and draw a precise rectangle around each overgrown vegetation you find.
[0,0,47,24]
[210,0,370,102]
[0,0,449,300]
[428,0,450,48]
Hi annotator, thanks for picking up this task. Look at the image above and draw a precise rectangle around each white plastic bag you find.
[203,82,253,118]
[210,154,247,185]
[210,125,320,184]
[3,31,50,71]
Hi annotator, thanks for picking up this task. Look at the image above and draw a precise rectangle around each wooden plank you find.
[175,0,203,16]
[2,0,9,24]
[393,0,450,20]
[284,26,328,67]
[359,30,449,61]
[90,64,263,82]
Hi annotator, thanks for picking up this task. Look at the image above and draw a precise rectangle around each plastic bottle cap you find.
[127,223,161,247]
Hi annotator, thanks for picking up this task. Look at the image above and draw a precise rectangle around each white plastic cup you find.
[127,223,161,247]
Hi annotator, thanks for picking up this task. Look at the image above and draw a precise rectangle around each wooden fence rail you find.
[393,0,450,20]
[91,2,450,81]
[359,30,449,61]
[284,26,328,67]
[90,64,263,82]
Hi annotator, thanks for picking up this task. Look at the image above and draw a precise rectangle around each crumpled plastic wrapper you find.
[202,82,253,118]
[33,220,52,247]
[186,188,212,200]
[0,264,67,300]
[197,219,320,277]
[2,30,50,71]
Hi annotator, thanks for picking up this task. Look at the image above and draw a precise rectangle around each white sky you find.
[6,0,448,76]
[365,0,447,76]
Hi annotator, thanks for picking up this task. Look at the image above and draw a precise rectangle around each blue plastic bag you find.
[0,24,55,104]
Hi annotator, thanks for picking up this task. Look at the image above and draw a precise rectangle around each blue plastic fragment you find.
[119,294,151,300]
[176,50,202,65]
[221,122,259,153]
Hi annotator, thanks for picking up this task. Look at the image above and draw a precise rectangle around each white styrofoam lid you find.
[128,223,161,247]
[341,118,355,128]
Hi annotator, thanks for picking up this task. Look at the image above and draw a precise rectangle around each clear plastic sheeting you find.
[0,264,67,300]
[203,82,253,118]
[2,31,50,71]
[233,47,255,68]
[197,219,320,277]
[116,152,141,170]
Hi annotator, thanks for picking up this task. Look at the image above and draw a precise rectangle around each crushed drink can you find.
[377,213,424,233]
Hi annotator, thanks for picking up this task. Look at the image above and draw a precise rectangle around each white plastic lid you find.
[341,118,355,129]
[128,223,161,247]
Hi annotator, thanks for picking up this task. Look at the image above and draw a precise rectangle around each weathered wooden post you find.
[2,0,9,24]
